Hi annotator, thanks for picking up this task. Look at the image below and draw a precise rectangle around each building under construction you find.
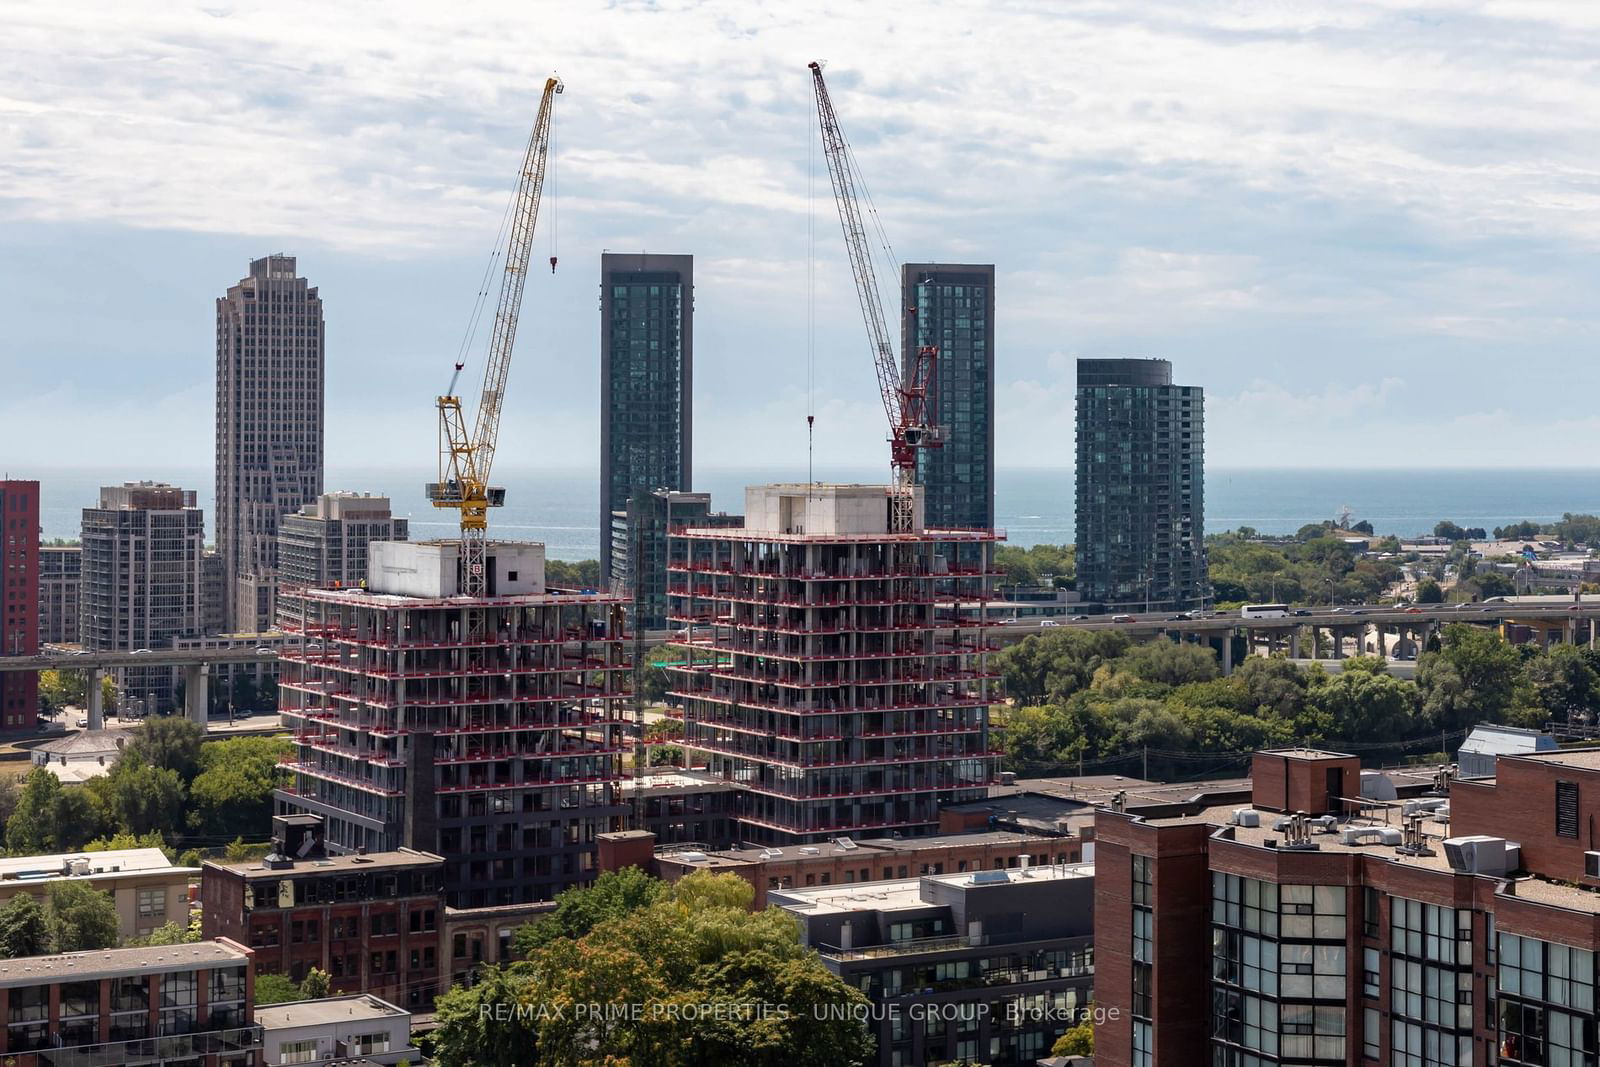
[668,483,1003,844]
[275,540,630,908]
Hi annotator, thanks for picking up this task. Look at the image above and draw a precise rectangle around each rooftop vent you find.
[1230,809,1260,828]
[1442,835,1517,876]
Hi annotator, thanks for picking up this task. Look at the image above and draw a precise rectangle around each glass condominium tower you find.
[599,252,693,587]
[903,263,995,531]
[1074,358,1209,613]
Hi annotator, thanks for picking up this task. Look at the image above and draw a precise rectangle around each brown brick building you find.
[1094,745,1600,1067]
[202,817,445,1010]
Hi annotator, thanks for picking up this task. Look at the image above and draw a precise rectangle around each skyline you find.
[6,1,1600,474]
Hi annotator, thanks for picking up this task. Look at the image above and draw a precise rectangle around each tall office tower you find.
[275,491,409,629]
[903,264,995,531]
[1075,359,1208,613]
[608,489,740,630]
[276,540,630,907]
[668,483,1001,844]
[0,481,40,729]
[80,482,206,713]
[216,254,325,634]
[37,544,80,645]
[599,252,692,586]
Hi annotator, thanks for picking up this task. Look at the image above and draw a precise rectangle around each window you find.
[281,1038,319,1064]
[1557,780,1580,839]
[137,888,166,918]
[351,1032,391,1055]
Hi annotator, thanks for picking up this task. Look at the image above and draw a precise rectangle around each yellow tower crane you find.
[427,76,562,596]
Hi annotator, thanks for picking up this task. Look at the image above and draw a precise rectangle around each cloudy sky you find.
[3,0,1598,475]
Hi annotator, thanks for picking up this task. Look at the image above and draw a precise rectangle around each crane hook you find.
[550,256,558,273]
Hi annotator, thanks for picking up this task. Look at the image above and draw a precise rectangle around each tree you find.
[1415,579,1444,604]
[6,768,101,855]
[444,872,870,1067]
[254,974,306,1006]
[1310,667,1421,743]
[36,669,86,715]
[544,559,603,589]
[515,866,668,954]
[127,918,202,946]
[1527,645,1600,724]
[996,630,1131,706]
[84,757,185,840]
[124,717,203,780]
[301,967,330,999]
[83,830,172,857]
[46,881,120,952]
[639,645,677,706]
[1052,1010,1095,1056]
[1418,623,1526,731]
[1434,521,1468,541]
[0,894,48,959]
[188,736,291,839]
[100,674,119,714]
[1118,641,1220,687]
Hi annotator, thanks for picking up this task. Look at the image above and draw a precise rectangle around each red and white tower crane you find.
[808,61,940,534]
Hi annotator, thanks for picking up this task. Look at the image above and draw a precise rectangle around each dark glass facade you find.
[600,253,692,585]
[1074,358,1208,612]
[904,264,995,531]
[609,490,740,630]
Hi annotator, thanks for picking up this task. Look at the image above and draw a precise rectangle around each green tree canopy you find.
[46,881,120,953]
[514,866,668,954]
[124,717,204,781]
[1418,623,1527,731]
[6,768,102,855]
[187,735,291,839]
[438,871,871,1067]
[0,893,49,959]
[1415,578,1444,604]
[996,630,1132,706]
[254,974,306,1006]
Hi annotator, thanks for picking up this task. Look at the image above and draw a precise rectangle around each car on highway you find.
[254,646,274,655]
[1167,613,1194,621]
[1404,607,1423,614]
[1039,619,1061,628]
[1071,614,1090,621]
[1293,609,1313,617]
[76,717,88,728]
[1111,614,1136,623]
[132,648,151,655]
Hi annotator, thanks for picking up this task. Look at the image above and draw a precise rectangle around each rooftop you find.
[255,994,409,1031]
[33,729,130,756]
[620,768,742,795]
[208,848,444,878]
[0,941,246,986]
[772,862,1095,917]
[659,830,1052,869]
[0,848,192,885]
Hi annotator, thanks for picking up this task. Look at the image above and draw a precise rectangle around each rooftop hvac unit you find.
[1587,851,1600,879]
[799,846,821,856]
[677,852,709,864]
[833,837,858,851]
[1442,835,1513,876]
[1341,827,1383,847]
[1375,828,1403,846]
[1230,809,1260,828]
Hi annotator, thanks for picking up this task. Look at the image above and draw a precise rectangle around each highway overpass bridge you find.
[0,600,1594,726]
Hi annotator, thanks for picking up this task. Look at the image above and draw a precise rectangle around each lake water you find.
[29,466,1600,558]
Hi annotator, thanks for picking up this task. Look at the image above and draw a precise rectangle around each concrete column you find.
[1333,627,1347,660]
[1374,625,1387,660]
[1568,618,1578,646]
[184,663,209,728]
[1290,630,1301,660]
[87,667,104,730]
[1221,633,1234,676]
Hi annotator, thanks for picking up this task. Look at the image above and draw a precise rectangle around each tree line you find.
[998,624,1594,780]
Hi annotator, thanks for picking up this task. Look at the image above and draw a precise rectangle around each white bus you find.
[1240,603,1290,619]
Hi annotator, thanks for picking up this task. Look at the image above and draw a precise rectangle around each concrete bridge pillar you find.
[1332,627,1347,660]
[87,667,104,731]
[184,663,209,729]
[1289,630,1301,660]
[1373,624,1387,660]
[1221,632,1234,675]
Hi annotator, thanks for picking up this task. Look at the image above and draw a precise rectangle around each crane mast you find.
[808,61,939,533]
[429,76,562,596]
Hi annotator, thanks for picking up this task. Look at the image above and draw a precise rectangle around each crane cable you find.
[453,117,529,381]
[807,89,817,495]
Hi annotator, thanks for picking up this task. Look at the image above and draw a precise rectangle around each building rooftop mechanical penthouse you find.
[668,484,1003,844]
[274,539,630,909]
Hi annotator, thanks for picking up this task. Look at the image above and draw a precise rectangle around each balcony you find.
[41,1024,264,1067]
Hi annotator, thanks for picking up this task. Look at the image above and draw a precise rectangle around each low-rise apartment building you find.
[0,938,259,1065]
[0,847,195,941]
[774,862,1095,1067]
[256,993,419,1066]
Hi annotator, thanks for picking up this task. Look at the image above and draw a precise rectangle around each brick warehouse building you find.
[203,815,446,1009]
[667,483,1003,844]
[1094,745,1600,1067]
[275,540,630,908]
[1,480,39,728]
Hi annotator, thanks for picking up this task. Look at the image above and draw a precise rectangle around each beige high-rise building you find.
[274,491,409,629]
[216,254,325,633]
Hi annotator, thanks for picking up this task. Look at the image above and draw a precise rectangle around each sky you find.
[3,0,1599,475]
